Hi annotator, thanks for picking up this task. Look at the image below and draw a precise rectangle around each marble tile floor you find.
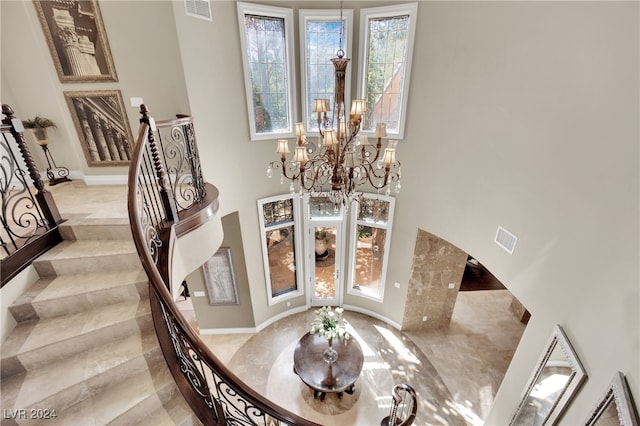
[43,182,527,425]
[183,290,526,426]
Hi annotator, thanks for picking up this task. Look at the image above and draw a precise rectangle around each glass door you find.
[304,195,345,307]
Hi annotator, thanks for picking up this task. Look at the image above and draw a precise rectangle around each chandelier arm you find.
[362,162,400,190]
[269,159,300,181]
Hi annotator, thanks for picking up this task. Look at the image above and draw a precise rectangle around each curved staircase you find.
[1,217,199,425]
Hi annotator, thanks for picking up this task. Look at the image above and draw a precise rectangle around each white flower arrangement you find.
[310,306,351,346]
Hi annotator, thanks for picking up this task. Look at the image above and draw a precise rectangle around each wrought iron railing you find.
[381,383,417,426]
[0,104,63,286]
[127,105,319,425]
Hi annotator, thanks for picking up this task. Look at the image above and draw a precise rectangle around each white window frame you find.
[357,3,418,140]
[302,193,347,307]
[299,9,354,134]
[237,2,297,141]
[257,194,304,306]
[347,193,395,302]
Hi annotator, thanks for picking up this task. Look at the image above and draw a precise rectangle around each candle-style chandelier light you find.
[267,8,401,206]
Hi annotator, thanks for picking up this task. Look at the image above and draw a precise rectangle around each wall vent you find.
[495,225,518,255]
[184,0,212,21]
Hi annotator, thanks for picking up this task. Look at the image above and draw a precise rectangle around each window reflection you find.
[354,225,386,297]
[265,225,297,297]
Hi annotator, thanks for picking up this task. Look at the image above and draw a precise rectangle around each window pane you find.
[363,14,410,134]
[244,14,291,134]
[262,198,294,227]
[313,226,337,299]
[358,198,390,224]
[265,225,297,297]
[309,196,341,219]
[354,225,386,297]
[305,19,342,132]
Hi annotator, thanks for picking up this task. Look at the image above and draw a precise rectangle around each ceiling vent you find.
[184,0,212,21]
[495,225,518,255]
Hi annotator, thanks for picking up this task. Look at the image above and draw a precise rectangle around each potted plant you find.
[315,229,330,257]
[22,116,57,145]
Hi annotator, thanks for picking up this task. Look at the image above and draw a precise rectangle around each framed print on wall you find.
[33,0,118,83]
[202,247,239,305]
[64,90,133,167]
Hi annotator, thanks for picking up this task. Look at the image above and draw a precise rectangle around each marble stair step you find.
[0,329,160,417]
[15,366,171,426]
[9,269,148,322]
[59,217,132,241]
[108,361,179,426]
[139,395,203,426]
[1,299,152,379]
[32,239,140,277]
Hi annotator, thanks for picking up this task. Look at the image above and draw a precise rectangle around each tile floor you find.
[47,181,527,425]
[187,289,525,426]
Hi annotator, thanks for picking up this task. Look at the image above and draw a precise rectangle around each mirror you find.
[510,325,587,425]
[585,372,639,426]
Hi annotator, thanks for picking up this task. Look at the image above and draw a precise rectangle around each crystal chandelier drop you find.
[267,10,401,206]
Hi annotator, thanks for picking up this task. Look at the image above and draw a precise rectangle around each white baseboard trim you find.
[199,327,256,335]
[342,304,402,330]
[40,170,128,186]
[82,174,128,186]
[255,305,309,332]
[197,305,400,334]
[198,305,309,335]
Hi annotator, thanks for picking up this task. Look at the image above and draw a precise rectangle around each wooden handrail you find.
[127,106,320,425]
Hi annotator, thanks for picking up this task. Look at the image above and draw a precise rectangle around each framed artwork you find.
[585,372,638,426]
[64,90,133,167]
[33,0,118,83]
[202,247,239,305]
[510,325,587,426]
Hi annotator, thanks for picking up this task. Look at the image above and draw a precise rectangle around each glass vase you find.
[322,344,338,364]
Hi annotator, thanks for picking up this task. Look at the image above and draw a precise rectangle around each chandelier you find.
[267,13,401,206]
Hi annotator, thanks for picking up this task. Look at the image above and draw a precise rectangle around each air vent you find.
[184,0,212,21]
[495,226,518,255]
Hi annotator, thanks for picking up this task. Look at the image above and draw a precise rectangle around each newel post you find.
[2,104,63,226]
[139,104,179,224]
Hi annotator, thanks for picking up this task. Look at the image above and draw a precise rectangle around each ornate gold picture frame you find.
[64,90,133,167]
[33,0,118,83]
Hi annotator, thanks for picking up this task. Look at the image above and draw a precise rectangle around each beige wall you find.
[173,1,639,423]
[187,212,256,330]
[2,1,638,424]
[1,0,190,179]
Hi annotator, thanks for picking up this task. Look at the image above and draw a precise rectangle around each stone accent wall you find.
[509,295,531,324]
[402,229,468,330]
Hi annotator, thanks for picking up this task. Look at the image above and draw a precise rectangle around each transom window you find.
[358,3,417,139]
[238,3,416,141]
[237,2,296,141]
[299,9,353,134]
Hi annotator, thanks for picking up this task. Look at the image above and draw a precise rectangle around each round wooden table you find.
[293,332,364,400]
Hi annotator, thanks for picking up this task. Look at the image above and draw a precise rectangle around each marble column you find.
[90,112,112,162]
[76,102,100,163]
[101,122,120,161]
[114,131,129,161]
[120,134,131,160]
[58,28,85,76]
[402,229,468,331]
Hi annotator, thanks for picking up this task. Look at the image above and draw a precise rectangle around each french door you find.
[303,195,345,307]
